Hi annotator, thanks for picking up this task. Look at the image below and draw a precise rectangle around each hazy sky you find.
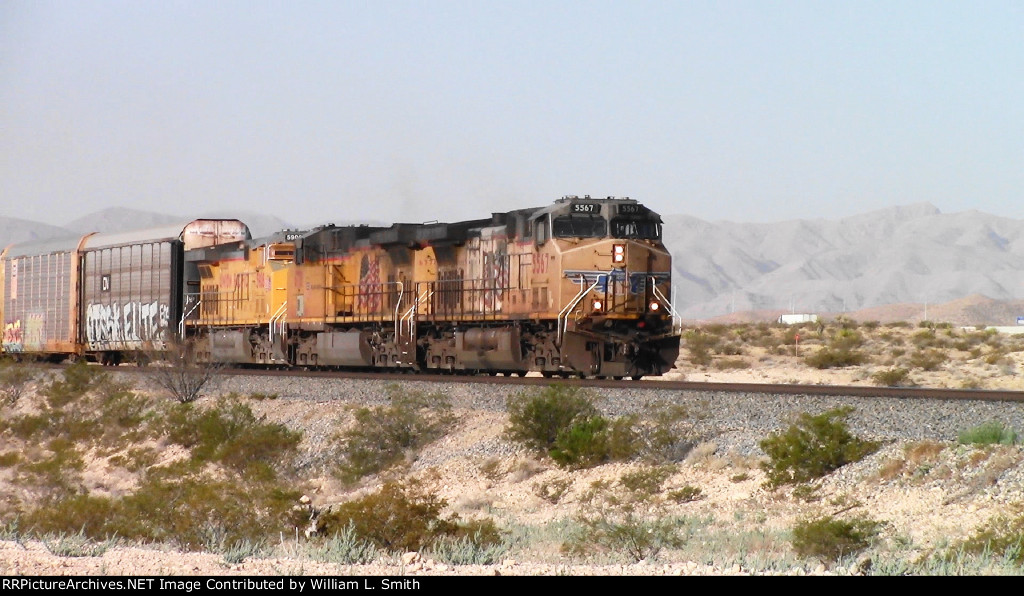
[3,1,1023,228]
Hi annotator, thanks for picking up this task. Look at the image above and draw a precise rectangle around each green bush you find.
[336,385,455,483]
[683,331,716,366]
[41,361,105,408]
[958,421,1019,446]
[316,479,502,552]
[908,349,948,371]
[164,396,302,479]
[804,346,866,369]
[24,474,305,551]
[667,485,703,503]
[804,328,867,369]
[791,515,883,563]
[563,486,685,562]
[505,385,644,469]
[759,407,881,488]
[549,416,611,468]
[619,465,676,498]
[505,384,599,452]
[871,367,913,387]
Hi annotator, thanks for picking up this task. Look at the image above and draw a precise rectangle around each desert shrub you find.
[505,384,639,468]
[759,407,881,488]
[146,338,223,403]
[98,386,153,435]
[803,327,869,369]
[955,507,1024,565]
[505,384,599,453]
[908,349,948,371]
[804,346,866,369]
[163,396,301,478]
[534,477,573,504]
[667,485,703,503]
[548,415,639,469]
[41,361,105,408]
[479,458,504,481]
[563,484,685,562]
[790,515,883,563]
[958,421,1019,446]
[22,466,306,551]
[316,479,502,552]
[714,358,750,370]
[878,441,946,482]
[0,359,35,406]
[871,367,912,387]
[619,465,676,498]
[549,416,611,468]
[804,329,866,369]
[305,523,379,565]
[42,529,119,557]
[633,400,709,463]
[984,349,1009,366]
[429,532,512,565]
[959,377,985,389]
[335,385,455,482]
[683,331,715,366]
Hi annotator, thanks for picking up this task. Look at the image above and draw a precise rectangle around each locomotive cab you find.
[532,196,680,378]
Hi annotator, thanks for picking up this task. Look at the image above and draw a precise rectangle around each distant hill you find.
[0,217,76,248]
[64,207,185,234]
[665,203,1024,323]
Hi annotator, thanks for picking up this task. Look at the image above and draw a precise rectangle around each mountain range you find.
[3,203,1024,325]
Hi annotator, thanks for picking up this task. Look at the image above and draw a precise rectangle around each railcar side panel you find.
[1,237,85,356]
[81,240,178,352]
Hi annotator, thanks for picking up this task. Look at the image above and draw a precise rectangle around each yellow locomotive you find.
[184,196,680,378]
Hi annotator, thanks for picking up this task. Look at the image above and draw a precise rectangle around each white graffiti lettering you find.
[85,301,170,348]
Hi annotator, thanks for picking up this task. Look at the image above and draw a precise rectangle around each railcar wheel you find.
[542,371,554,378]
[631,375,643,381]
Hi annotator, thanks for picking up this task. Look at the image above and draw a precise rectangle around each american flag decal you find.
[358,255,382,312]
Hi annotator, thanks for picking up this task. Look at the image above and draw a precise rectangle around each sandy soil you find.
[3,324,1024,576]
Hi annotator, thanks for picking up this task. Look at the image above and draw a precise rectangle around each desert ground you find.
[3,319,1024,576]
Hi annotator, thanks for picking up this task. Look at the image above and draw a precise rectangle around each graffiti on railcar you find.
[85,300,171,348]
[2,320,21,352]
[23,314,45,351]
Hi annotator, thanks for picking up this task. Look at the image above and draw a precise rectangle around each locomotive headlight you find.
[649,301,660,312]
[592,299,604,312]
[612,243,625,265]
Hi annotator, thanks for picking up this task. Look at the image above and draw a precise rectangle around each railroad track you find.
[86,363,1024,404]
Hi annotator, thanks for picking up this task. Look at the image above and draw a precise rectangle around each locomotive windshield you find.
[553,215,607,238]
[610,217,661,239]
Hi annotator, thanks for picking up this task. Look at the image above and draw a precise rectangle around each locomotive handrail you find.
[269,301,287,343]
[392,281,404,339]
[557,274,603,347]
[178,294,203,337]
[650,276,682,334]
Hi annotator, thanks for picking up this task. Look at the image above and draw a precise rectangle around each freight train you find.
[1,196,681,379]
